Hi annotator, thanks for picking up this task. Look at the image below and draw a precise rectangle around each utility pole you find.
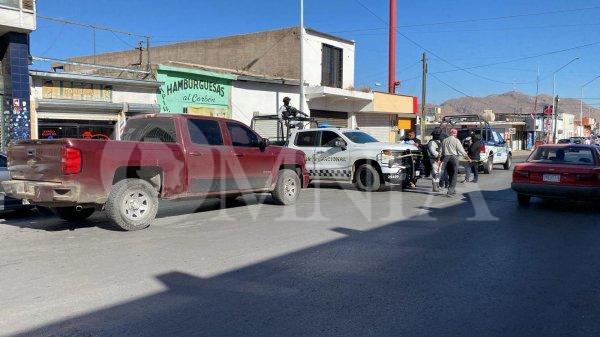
[146,36,151,72]
[420,52,427,138]
[388,0,397,94]
[92,27,97,64]
[553,95,559,143]
[299,0,305,113]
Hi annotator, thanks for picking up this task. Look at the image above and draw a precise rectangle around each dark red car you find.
[3,114,309,231]
[512,144,600,205]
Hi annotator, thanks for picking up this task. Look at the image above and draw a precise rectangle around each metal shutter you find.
[311,110,349,128]
[356,114,392,142]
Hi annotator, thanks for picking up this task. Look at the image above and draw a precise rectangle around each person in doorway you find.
[427,129,443,192]
[467,134,482,183]
[442,128,471,197]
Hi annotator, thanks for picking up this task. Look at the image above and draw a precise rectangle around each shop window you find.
[226,122,260,147]
[122,118,177,143]
[187,119,223,146]
[321,44,343,88]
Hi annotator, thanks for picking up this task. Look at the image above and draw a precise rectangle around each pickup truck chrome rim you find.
[123,190,149,221]
[284,178,296,198]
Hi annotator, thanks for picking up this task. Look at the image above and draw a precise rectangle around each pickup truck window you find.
[343,131,378,144]
[122,118,177,143]
[295,131,318,147]
[226,122,260,147]
[320,131,343,147]
[187,119,223,145]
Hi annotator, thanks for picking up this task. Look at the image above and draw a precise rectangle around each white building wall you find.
[30,78,158,105]
[303,30,355,89]
[231,80,302,126]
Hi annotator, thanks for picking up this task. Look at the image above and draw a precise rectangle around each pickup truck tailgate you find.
[8,140,66,183]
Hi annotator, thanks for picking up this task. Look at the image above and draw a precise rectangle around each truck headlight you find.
[380,150,400,168]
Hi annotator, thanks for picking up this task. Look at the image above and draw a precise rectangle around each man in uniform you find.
[278,97,308,129]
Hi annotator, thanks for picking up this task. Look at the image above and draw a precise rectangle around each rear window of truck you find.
[122,118,177,143]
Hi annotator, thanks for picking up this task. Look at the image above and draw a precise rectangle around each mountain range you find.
[437,91,599,121]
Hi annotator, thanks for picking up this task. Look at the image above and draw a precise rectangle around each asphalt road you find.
[1,154,600,337]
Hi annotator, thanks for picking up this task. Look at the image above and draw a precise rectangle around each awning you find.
[306,86,372,112]
[36,99,160,115]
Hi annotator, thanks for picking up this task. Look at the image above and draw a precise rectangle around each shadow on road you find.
[10,188,600,337]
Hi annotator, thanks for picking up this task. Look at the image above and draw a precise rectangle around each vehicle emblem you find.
[27,158,37,167]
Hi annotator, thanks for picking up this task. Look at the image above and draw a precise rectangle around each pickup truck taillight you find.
[480,144,486,154]
[61,148,82,175]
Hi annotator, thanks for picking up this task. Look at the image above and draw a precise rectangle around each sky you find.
[31,0,600,106]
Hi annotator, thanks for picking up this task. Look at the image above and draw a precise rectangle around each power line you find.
[37,14,150,38]
[353,0,533,85]
[331,4,600,34]
[430,73,472,97]
[432,40,600,76]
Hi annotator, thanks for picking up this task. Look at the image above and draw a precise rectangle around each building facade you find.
[0,0,36,149]
[30,71,160,140]
[64,27,418,141]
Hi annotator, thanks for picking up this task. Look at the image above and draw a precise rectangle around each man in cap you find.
[441,128,471,196]
[278,97,308,130]
[427,128,443,192]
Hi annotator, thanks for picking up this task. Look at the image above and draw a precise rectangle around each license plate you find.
[543,174,561,183]
[388,174,400,179]
[415,170,420,176]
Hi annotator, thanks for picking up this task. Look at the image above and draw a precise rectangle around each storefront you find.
[156,64,233,117]
[355,92,418,142]
[30,71,161,140]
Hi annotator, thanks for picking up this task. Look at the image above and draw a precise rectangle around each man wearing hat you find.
[441,128,471,196]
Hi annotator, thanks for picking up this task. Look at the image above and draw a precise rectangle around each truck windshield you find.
[343,131,378,144]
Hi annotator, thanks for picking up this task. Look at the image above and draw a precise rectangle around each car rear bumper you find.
[2,180,82,204]
[511,182,600,199]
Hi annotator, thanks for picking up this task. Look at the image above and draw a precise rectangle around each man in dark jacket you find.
[467,134,482,183]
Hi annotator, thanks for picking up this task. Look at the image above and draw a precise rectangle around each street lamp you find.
[552,57,579,143]
[580,74,600,136]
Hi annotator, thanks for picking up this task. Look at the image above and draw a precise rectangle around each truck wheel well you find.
[279,164,303,187]
[113,166,163,193]
[352,159,383,183]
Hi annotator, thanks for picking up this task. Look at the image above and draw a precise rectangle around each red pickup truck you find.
[2,114,309,231]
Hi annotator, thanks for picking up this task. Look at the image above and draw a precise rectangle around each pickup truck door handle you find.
[188,151,203,156]
[235,153,245,158]
[315,151,324,155]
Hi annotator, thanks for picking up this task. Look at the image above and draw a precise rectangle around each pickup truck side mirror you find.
[334,139,347,150]
[259,138,270,151]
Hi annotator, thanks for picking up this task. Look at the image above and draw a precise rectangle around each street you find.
[1,154,599,337]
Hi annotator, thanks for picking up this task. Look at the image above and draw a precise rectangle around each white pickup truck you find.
[287,128,422,191]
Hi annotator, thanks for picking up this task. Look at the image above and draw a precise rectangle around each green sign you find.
[157,65,234,116]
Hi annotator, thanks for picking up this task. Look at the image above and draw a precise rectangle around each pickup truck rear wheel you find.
[54,206,95,221]
[354,163,382,192]
[105,178,159,231]
[271,169,301,205]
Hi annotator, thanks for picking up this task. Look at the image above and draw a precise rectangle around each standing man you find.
[467,134,482,183]
[442,128,471,196]
[427,129,443,192]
